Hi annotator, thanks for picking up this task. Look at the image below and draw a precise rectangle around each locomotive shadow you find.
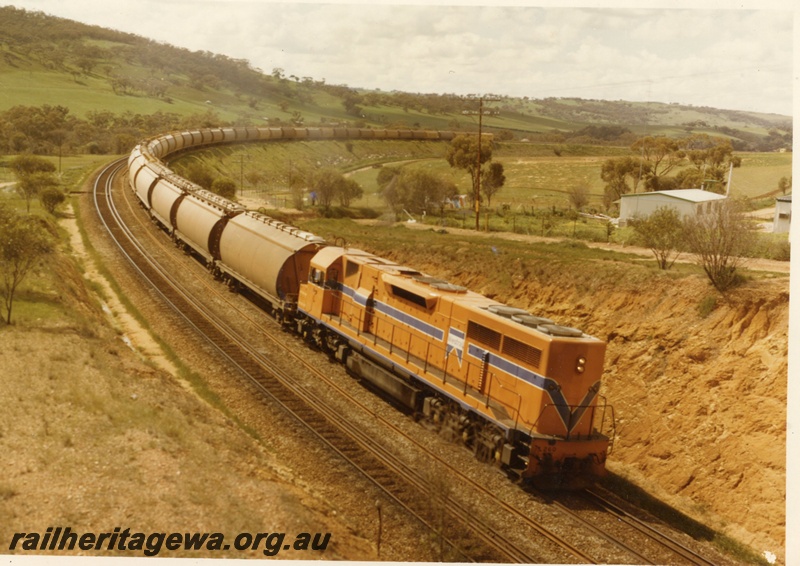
[596,471,717,542]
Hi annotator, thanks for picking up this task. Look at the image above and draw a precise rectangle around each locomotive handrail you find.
[491,376,524,429]
[321,286,531,432]
[595,395,616,453]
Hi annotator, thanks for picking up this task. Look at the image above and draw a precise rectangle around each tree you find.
[480,162,506,207]
[683,199,754,292]
[0,206,55,324]
[600,156,650,210]
[337,177,363,207]
[182,161,216,190]
[631,136,686,191]
[675,134,741,192]
[10,154,57,213]
[376,166,401,188]
[39,187,66,215]
[445,134,493,229]
[311,168,345,211]
[380,168,457,217]
[778,176,792,195]
[629,206,685,270]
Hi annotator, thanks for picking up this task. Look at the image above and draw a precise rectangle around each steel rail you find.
[583,488,719,566]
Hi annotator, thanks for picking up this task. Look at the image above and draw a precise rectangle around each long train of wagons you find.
[127,126,614,487]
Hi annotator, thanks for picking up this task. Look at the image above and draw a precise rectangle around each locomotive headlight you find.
[576,356,587,373]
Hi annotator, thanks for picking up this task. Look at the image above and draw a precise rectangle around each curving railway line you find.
[90,155,731,565]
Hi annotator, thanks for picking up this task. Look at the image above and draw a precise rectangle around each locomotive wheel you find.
[474,441,493,463]
[473,426,505,464]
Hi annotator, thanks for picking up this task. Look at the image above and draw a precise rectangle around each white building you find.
[618,189,727,226]
[773,194,791,234]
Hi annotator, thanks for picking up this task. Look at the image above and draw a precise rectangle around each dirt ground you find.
[0,204,380,561]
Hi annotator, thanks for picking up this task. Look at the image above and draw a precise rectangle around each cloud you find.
[9,0,794,114]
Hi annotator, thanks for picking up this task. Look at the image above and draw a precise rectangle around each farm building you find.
[618,189,727,226]
[773,194,791,234]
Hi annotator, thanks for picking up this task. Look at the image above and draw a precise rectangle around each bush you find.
[628,207,684,270]
[683,200,754,292]
[697,295,717,318]
[747,233,791,262]
[211,178,237,200]
[39,187,66,215]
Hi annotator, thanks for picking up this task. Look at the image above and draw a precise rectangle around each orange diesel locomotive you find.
[295,246,612,484]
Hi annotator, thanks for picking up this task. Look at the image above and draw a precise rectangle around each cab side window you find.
[310,268,324,286]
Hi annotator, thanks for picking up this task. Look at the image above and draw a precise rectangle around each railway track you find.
[92,157,728,565]
[580,488,720,566]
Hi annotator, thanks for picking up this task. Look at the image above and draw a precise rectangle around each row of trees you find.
[174,159,365,211]
[172,133,506,219]
[600,134,742,208]
[0,104,231,155]
[1,7,299,105]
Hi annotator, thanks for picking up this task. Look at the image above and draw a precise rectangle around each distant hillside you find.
[0,6,792,156]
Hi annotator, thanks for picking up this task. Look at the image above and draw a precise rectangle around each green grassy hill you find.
[0,5,792,225]
[0,6,791,153]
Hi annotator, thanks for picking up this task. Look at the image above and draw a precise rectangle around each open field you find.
[177,139,792,222]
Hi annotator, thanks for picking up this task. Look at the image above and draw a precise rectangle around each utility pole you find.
[236,153,250,198]
[474,96,500,231]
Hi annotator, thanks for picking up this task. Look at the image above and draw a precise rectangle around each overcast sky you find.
[6,0,796,116]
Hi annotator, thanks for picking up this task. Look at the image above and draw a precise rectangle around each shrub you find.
[40,187,66,215]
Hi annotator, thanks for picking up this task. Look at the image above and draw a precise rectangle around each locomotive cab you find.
[300,246,348,319]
